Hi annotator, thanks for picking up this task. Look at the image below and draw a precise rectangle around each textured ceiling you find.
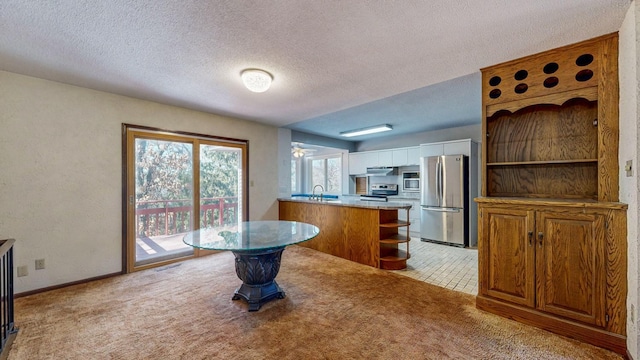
[0,1,631,141]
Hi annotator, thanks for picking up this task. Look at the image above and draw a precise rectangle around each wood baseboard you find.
[15,271,122,298]
[476,295,627,356]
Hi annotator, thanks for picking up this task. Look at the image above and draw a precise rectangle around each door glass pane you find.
[200,144,242,229]
[134,138,194,266]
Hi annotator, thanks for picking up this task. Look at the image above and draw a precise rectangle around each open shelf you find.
[379,234,411,244]
[485,98,600,200]
[379,248,410,270]
[487,159,597,166]
[378,209,410,270]
[379,220,410,228]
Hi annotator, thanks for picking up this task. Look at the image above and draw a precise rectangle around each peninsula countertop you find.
[277,197,413,210]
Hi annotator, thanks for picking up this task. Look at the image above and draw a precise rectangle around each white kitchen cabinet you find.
[397,199,421,235]
[407,146,420,165]
[420,139,474,157]
[420,143,444,157]
[348,151,378,175]
[391,149,408,166]
[378,150,393,167]
[392,147,420,166]
[443,141,470,156]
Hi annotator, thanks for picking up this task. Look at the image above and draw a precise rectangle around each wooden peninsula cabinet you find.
[475,33,628,355]
[278,198,411,270]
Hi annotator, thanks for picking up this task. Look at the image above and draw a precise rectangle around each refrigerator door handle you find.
[421,206,460,213]
[436,159,442,206]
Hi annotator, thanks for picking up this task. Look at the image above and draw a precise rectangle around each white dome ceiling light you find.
[241,69,273,93]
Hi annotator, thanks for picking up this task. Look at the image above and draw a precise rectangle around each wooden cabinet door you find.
[535,210,606,327]
[480,207,535,307]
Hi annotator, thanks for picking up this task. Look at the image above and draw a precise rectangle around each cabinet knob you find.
[528,231,533,246]
[538,232,544,247]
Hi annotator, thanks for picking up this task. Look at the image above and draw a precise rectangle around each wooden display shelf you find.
[379,234,410,244]
[379,220,410,228]
[378,208,410,270]
[477,33,626,355]
[379,248,410,270]
[487,159,597,166]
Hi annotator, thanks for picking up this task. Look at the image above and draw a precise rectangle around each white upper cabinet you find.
[348,151,378,175]
[420,143,444,157]
[391,149,408,166]
[420,139,474,157]
[443,141,470,156]
[391,147,420,166]
[407,147,420,165]
[378,150,393,166]
[350,142,465,175]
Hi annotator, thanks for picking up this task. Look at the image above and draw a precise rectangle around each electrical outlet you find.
[17,265,28,277]
[35,258,45,270]
[625,160,633,177]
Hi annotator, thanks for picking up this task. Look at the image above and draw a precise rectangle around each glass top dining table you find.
[183,220,319,252]
[182,220,319,311]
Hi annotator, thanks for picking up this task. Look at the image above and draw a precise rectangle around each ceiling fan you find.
[291,142,317,158]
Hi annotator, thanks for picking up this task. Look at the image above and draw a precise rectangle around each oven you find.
[402,171,420,192]
[361,183,398,201]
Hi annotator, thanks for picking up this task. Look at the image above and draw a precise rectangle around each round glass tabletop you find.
[183,220,319,251]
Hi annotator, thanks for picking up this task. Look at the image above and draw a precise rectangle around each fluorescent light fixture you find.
[340,124,393,137]
[241,69,273,93]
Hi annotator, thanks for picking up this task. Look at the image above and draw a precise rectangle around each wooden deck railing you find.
[135,198,238,236]
[0,239,17,358]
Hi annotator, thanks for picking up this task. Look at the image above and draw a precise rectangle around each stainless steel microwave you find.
[402,171,420,192]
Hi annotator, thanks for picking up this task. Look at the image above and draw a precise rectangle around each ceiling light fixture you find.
[339,124,393,138]
[241,69,273,93]
[292,147,305,158]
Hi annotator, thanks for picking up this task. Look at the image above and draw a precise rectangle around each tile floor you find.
[391,234,478,295]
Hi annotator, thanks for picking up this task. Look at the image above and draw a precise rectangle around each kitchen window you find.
[291,158,301,193]
[307,154,341,194]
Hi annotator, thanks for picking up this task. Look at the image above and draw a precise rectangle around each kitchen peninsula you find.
[278,197,412,270]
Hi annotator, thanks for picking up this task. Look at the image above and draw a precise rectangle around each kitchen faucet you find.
[311,184,324,201]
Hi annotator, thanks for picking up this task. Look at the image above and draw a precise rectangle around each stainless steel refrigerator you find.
[420,155,469,247]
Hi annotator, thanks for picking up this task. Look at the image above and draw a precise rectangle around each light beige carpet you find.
[9,246,621,359]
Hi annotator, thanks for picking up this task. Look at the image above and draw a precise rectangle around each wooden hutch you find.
[475,33,628,355]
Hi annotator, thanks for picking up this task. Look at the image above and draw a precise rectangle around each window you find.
[291,158,300,193]
[307,154,342,194]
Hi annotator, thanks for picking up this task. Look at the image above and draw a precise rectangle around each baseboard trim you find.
[476,295,627,356]
[15,271,123,298]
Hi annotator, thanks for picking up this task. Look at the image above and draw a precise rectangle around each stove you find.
[369,183,399,196]
[360,194,389,202]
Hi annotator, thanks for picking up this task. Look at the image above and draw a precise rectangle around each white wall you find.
[0,71,281,293]
[278,128,293,197]
[356,123,481,151]
[619,2,640,358]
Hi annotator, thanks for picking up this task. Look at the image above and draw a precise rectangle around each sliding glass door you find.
[124,126,247,272]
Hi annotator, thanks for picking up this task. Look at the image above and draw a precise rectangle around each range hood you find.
[365,167,397,176]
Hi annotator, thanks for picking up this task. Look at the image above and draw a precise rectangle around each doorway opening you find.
[123,125,248,272]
